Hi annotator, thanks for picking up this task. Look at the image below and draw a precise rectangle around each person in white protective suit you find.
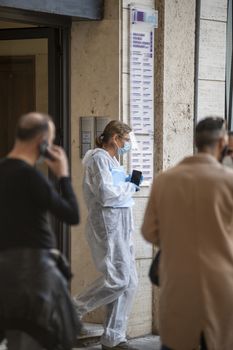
[73,120,141,350]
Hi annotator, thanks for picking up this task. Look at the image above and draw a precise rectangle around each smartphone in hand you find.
[130,170,142,186]
[39,141,55,161]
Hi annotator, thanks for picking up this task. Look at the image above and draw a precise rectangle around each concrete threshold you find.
[78,322,104,339]
[75,323,161,349]
[74,335,161,349]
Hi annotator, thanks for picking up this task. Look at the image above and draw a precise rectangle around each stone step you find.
[78,323,104,339]
[75,322,104,348]
[74,335,161,349]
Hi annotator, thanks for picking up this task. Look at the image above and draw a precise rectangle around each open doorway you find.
[0,55,36,156]
[0,32,47,156]
[0,19,71,258]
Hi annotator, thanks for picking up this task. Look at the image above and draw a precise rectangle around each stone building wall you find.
[70,0,197,338]
[70,0,154,337]
[152,0,196,332]
[70,0,120,323]
[197,0,228,121]
[121,0,155,337]
[160,0,196,170]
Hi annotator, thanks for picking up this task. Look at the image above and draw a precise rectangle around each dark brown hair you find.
[96,120,132,148]
[195,116,226,150]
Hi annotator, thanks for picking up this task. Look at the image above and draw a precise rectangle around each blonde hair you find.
[96,120,132,148]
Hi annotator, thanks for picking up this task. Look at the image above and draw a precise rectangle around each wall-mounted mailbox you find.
[80,116,110,158]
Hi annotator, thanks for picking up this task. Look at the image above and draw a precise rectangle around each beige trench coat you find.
[142,153,233,350]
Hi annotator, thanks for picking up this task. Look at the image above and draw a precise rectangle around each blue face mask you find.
[118,141,131,155]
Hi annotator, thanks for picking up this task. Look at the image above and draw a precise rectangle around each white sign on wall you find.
[129,5,157,185]
[130,29,154,134]
[130,134,154,183]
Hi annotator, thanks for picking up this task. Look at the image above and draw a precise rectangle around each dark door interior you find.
[0,56,35,157]
[0,25,71,259]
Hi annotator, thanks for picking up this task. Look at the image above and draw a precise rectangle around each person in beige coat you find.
[142,117,233,350]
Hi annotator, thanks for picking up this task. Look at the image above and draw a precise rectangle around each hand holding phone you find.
[39,141,55,161]
[130,170,142,186]
[39,142,69,178]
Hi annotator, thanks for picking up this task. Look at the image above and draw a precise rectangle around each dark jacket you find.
[0,249,80,350]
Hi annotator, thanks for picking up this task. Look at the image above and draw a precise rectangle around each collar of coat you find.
[180,153,220,166]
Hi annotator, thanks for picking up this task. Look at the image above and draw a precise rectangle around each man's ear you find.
[218,136,228,162]
[220,132,228,147]
[219,137,226,149]
[36,134,45,145]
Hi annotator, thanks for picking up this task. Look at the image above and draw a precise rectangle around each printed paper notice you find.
[130,29,154,134]
[130,135,154,186]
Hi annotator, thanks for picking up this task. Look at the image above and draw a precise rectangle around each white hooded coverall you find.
[74,148,138,347]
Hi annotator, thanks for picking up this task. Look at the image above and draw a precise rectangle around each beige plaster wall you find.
[152,0,196,333]
[70,0,196,338]
[71,0,155,335]
[121,0,155,337]
[162,0,196,169]
[122,0,195,337]
[70,0,120,323]
[197,0,227,121]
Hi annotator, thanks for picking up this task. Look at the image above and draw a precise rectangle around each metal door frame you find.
[0,16,71,259]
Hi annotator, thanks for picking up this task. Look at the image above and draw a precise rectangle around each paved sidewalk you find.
[0,335,161,350]
[0,326,161,350]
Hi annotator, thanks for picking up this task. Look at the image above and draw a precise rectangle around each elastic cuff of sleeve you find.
[59,176,71,183]
[59,176,71,189]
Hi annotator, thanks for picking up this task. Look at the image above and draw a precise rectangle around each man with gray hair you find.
[142,117,233,350]
[0,112,80,350]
